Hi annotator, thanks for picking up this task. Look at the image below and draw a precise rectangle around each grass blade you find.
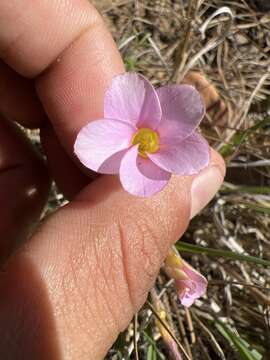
[240,203,270,215]
[219,116,270,158]
[222,183,270,195]
[215,320,262,360]
[176,242,270,267]
[147,344,157,360]
[143,331,165,360]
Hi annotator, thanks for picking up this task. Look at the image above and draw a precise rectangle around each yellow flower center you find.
[132,128,159,158]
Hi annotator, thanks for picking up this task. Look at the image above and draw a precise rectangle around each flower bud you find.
[164,247,207,307]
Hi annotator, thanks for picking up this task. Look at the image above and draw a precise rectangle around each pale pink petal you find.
[119,146,171,197]
[176,282,197,307]
[175,260,208,307]
[182,260,208,297]
[157,85,205,143]
[74,119,135,174]
[104,73,162,128]
[176,278,207,307]
[180,295,195,308]
[98,149,128,174]
[149,132,210,175]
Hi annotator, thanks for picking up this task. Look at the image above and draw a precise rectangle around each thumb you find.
[0,150,224,359]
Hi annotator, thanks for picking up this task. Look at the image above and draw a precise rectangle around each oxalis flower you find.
[164,247,207,307]
[74,72,209,197]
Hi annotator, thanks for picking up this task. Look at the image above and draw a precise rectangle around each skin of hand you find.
[0,1,225,359]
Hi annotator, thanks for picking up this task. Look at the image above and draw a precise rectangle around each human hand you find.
[0,1,225,359]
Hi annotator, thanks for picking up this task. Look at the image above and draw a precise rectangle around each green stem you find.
[176,242,270,267]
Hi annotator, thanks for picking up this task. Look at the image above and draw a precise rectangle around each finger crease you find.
[117,222,136,314]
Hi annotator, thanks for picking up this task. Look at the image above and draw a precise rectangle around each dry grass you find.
[85,1,270,359]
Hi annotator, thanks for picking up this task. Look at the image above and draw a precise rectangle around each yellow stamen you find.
[164,248,183,268]
[132,128,159,158]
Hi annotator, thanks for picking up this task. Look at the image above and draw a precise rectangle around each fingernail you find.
[190,166,224,219]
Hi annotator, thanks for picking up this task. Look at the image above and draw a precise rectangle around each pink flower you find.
[74,72,209,197]
[164,248,207,307]
[175,261,207,307]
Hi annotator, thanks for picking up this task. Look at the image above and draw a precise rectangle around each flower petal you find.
[176,261,208,308]
[176,281,198,307]
[104,72,162,128]
[74,119,135,174]
[148,132,210,175]
[98,149,128,174]
[179,292,195,307]
[119,146,171,197]
[157,85,205,143]
[182,260,208,297]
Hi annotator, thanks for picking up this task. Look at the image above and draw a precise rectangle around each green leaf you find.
[147,345,157,360]
[143,331,166,360]
[215,320,262,360]
[124,56,137,71]
[222,183,270,195]
[176,242,270,267]
[240,202,270,215]
[219,116,270,158]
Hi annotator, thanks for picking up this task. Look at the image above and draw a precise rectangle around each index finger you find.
[0,0,124,155]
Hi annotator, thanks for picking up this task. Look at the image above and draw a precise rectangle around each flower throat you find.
[132,128,159,158]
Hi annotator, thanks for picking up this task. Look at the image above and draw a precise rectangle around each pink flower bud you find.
[164,247,207,307]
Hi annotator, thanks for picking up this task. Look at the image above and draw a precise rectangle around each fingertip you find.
[209,147,226,177]
[36,17,124,155]
[190,148,226,218]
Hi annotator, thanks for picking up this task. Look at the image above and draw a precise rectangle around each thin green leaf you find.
[124,56,137,71]
[240,202,270,215]
[219,116,270,158]
[222,183,270,195]
[143,332,165,360]
[176,242,270,267]
[215,320,262,360]
[147,345,157,360]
